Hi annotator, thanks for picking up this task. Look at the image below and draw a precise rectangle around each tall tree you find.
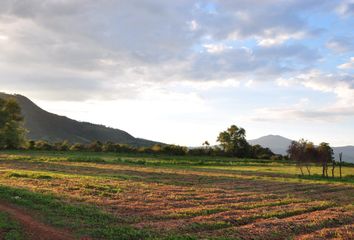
[317,142,333,178]
[304,141,317,175]
[217,125,250,157]
[287,140,306,175]
[0,98,26,149]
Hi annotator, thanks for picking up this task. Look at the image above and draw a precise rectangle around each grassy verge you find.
[0,211,24,240]
[0,185,152,240]
[0,185,210,240]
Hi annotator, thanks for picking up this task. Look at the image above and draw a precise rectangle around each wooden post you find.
[339,152,342,179]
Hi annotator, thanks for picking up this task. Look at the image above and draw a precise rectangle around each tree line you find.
[0,98,276,159]
[20,137,277,159]
[287,139,343,178]
[0,98,26,149]
[0,97,345,178]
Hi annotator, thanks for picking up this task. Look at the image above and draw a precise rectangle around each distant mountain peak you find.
[249,134,354,163]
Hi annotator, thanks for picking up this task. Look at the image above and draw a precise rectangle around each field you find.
[0,151,353,240]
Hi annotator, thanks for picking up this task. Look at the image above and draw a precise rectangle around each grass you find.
[0,150,353,239]
[0,185,152,240]
[0,211,24,240]
[5,171,53,180]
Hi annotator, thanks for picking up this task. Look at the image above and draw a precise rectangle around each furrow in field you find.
[199,208,353,240]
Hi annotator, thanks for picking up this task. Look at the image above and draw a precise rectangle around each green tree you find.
[317,142,333,177]
[217,125,250,157]
[102,141,116,152]
[0,98,26,149]
[303,141,317,175]
[88,140,103,152]
[34,140,53,151]
[287,140,306,175]
[251,144,274,159]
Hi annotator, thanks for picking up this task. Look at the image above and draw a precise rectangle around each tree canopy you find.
[0,98,25,149]
[287,139,334,177]
[217,125,250,157]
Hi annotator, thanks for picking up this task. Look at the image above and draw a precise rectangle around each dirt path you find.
[0,201,76,240]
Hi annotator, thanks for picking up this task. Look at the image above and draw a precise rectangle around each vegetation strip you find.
[0,185,153,240]
[0,152,353,239]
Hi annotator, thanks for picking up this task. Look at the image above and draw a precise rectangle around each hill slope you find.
[249,135,293,155]
[249,135,354,163]
[333,146,354,164]
[0,93,160,146]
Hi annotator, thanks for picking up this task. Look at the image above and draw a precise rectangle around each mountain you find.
[0,93,160,146]
[333,146,354,164]
[249,135,292,155]
[249,135,354,163]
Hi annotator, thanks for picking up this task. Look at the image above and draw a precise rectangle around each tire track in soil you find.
[0,201,78,240]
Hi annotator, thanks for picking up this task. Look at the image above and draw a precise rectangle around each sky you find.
[0,0,353,147]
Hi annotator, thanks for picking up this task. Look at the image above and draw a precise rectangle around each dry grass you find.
[0,151,353,239]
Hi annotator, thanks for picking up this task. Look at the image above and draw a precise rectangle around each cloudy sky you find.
[1,0,353,146]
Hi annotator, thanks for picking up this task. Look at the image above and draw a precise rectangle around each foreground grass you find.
[0,150,353,240]
[0,185,153,240]
[0,211,24,240]
[2,150,353,178]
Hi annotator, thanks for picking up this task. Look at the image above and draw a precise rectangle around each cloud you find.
[326,37,354,53]
[203,43,232,53]
[252,105,354,122]
[338,57,354,69]
[261,70,354,122]
[256,31,306,47]
[0,0,351,101]
[336,0,354,17]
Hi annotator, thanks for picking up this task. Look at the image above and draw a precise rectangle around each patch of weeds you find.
[0,185,152,240]
[114,158,147,165]
[89,226,152,240]
[230,202,335,226]
[299,174,354,184]
[83,183,122,196]
[163,235,197,240]
[67,156,106,163]
[168,207,229,219]
[5,171,53,180]
[0,212,24,240]
[237,198,305,210]
[263,202,335,219]
[186,221,231,231]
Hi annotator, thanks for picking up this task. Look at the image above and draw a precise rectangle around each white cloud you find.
[326,37,354,53]
[338,57,354,69]
[336,0,354,17]
[256,31,306,47]
[252,105,354,122]
[177,78,241,90]
[203,43,232,53]
[0,0,348,102]
[0,34,8,41]
[267,70,354,122]
[189,20,199,31]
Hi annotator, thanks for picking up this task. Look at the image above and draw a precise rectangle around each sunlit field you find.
[0,151,353,240]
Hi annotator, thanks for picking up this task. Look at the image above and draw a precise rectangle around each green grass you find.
[0,150,353,239]
[2,150,353,185]
[166,207,230,219]
[0,185,206,240]
[5,171,53,180]
[186,221,232,231]
[0,185,152,240]
[0,211,24,240]
[67,156,106,163]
